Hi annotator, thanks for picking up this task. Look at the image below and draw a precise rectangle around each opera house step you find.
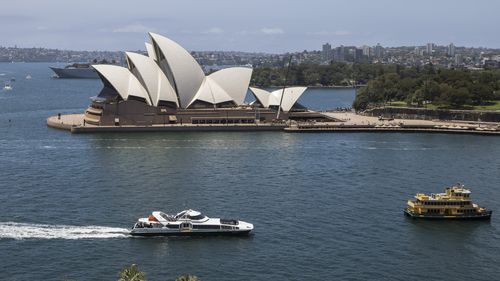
[85,107,103,116]
[83,115,100,126]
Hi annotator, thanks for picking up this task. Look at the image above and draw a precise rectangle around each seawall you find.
[362,107,500,123]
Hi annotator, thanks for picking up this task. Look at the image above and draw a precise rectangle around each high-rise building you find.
[414,47,424,56]
[353,48,363,61]
[454,54,463,65]
[321,43,332,62]
[335,45,345,62]
[374,43,384,58]
[362,45,371,57]
[447,43,456,57]
[426,43,434,55]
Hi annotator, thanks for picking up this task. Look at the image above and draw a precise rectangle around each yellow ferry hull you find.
[404,209,492,220]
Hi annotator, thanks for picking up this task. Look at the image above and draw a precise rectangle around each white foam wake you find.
[0,222,130,240]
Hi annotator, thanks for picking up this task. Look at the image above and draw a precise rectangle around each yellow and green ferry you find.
[404,184,492,220]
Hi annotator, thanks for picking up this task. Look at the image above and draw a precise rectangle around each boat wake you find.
[0,222,130,240]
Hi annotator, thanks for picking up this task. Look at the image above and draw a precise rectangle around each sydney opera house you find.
[77,32,329,129]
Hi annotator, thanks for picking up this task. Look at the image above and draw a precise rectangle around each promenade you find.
[47,112,500,135]
[47,114,286,133]
[285,111,500,135]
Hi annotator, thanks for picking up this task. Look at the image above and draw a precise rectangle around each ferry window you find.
[196,225,220,229]
[159,213,170,220]
[189,214,205,220]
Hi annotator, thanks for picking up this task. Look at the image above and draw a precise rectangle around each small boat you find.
[130,209,253,236]
[26,74,32,80]
[404,183,492,220]
[3,82,13,91]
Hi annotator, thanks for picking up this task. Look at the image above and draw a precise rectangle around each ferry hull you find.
[404,209,492,220]
[130,230,252,237]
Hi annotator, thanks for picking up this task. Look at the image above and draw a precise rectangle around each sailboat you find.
[3,82,13,91]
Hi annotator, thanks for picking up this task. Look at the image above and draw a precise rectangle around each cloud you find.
[308,30,353,36]
[308,31,329,36]
[260,27,284,35]
[112,24,152,33]
[203,27,224,34]
[335,30,352,36]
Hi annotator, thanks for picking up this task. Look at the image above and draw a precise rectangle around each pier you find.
[47,114,286,133]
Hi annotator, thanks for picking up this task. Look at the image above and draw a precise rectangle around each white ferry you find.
[130,209,253,236]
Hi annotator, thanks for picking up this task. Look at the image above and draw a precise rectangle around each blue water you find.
[1,63,500,281]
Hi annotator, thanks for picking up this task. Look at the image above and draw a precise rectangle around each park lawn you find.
[472,101,500,111]
[387,101,407,107]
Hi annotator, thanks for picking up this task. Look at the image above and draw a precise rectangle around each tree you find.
[446,87,472,108]
[412,89,425,107]
[470,83,494,105]
[421,80,440,103]
[381,73,400,103]
[117,264,146,281]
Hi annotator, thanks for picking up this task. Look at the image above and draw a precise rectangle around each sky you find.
[0,0,499,53]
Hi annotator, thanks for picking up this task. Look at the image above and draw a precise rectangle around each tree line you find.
[250,62,500,110]
[251,62,395,87]
[352,65,500,110]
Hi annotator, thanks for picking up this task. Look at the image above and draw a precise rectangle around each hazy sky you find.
[1,0,498,53]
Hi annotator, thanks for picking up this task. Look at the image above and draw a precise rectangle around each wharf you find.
[285,112,500,135]
[47,112,500,135]
[47,114,286,133]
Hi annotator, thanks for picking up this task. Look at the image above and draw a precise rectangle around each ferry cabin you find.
[407,187,478,216]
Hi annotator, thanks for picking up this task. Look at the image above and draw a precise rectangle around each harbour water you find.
[1,63,500,280]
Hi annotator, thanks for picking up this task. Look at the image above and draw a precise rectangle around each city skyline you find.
[1,0,499,52]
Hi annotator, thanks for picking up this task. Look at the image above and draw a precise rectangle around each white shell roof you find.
[93,64,152,105]
[271,87,307,112]
[249,87,307,112]
[187,77,234,107]
[249,87,272,108]
[149,32,205,108]
[95,33,256,109]
[125,52,178,107]
[208,67,253,105]
[144,43,157,61]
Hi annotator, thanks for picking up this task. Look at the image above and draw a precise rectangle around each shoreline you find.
[285,124,500,135]
[47,112,500,135]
